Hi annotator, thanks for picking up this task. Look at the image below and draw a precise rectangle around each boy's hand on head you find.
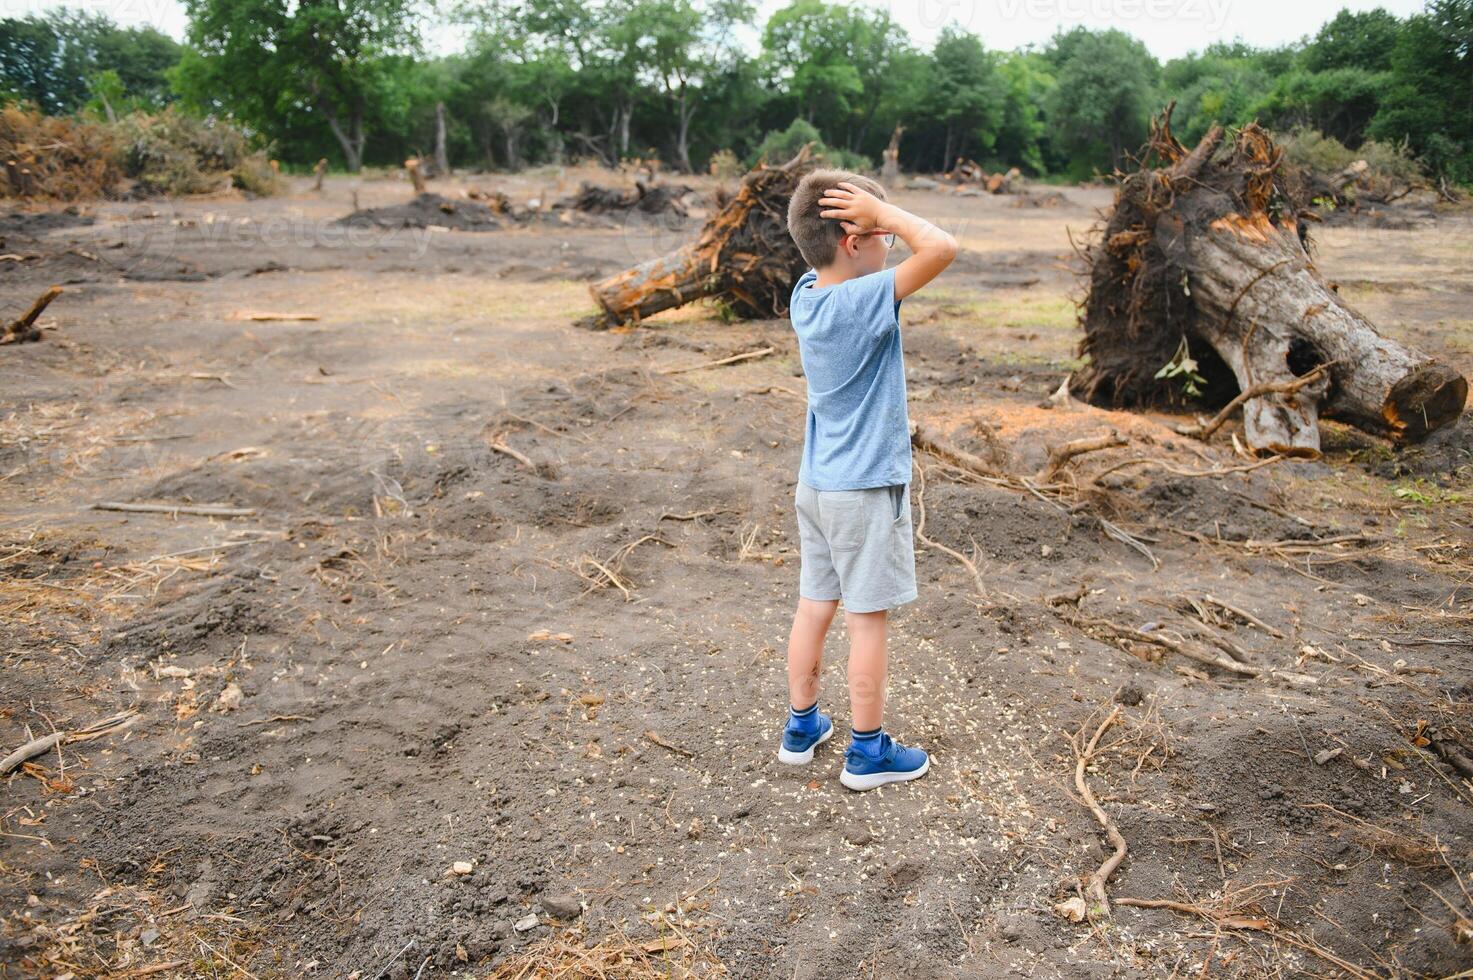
[817,178,957,300]
[817,182,884,233]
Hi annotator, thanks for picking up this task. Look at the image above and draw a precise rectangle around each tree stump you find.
[586,145,815,327]
[881,125,905,184]
[405,158,426,194]
[1072,104,1465,456]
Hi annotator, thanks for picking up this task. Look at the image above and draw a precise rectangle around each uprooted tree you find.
[1072,104,1466,456]
[586,145,815,328]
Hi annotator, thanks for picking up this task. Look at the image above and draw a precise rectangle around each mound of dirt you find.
[1371,411,1473,478]
[0,207,95,234]
[555,181,699,216]
[337,192,511,231]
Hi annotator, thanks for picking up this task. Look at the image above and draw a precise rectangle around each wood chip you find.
[228,311,320,321]
[644,730,695,758]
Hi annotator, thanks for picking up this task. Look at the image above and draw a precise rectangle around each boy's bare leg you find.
[845,609,888,730]
[787,597,838,709]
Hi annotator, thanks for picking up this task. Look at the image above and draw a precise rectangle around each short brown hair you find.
[786,168,887,269]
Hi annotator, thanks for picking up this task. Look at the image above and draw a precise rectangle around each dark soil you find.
[2,174,1471,980]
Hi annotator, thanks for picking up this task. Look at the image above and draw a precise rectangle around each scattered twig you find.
[488,438,535,469]
[658,346,774,376]
[1201,594,1285,638]
[2,710,141,773]
[228,310,320,322]
[911,420,1003,477]
[188,372,239,389]
[1047,589,1262,677]
[1073,706,1128,917]
[1,731,62,774]
[1087,453,1286,486]
[575,533,674,599]
[93,501,257,518]
[913,463,989,604]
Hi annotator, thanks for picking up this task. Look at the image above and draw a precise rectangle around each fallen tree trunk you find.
[1072,104,1466,456]
[586,145,818,327]
[586,145,815,327]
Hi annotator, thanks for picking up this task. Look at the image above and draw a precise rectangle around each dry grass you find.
[485,925,726,979]
[0,528,269,643]
[1,878,265,978]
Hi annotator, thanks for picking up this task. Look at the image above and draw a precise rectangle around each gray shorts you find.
[795,481,917,614]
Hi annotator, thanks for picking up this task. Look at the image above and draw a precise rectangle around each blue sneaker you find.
[777,711,834,765]
[840,732,929,790]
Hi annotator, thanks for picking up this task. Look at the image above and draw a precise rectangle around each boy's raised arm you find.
[817,181,958,301]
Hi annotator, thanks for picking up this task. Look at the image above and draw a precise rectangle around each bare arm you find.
[817,181,958,301]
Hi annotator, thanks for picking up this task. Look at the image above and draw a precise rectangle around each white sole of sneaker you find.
[839,756,930,791]
[777,725,833,765]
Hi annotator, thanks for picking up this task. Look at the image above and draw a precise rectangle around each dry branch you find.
[1,285,61,345]
[2,710,140,774]
[658,346,773,376]
[1047,588,1261,677]
[1034,430,1127,483]
[910,421,1004,477]
[1,731,62,774]
[1074,707,1128,917]
[1176,362,1334,440]
[93,501,256,518]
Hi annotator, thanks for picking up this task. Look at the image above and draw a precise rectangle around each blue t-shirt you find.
[789,266,911,490]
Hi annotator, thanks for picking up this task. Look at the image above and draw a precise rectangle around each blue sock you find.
[851,725,883,757]
[788,701,819,734]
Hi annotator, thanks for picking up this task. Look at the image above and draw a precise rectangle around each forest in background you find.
[0,0,1469,186]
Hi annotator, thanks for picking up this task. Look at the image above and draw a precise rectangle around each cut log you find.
[1072,103,1466,456]
[586,145,815,327]
[1301,159,1369,209]
[948,158,986,183]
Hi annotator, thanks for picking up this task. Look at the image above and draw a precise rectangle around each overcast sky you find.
[9,0,1432,62]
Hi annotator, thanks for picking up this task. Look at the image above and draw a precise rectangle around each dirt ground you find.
[3,165,1472,979]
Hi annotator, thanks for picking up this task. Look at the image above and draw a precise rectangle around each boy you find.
[778,170,958,790]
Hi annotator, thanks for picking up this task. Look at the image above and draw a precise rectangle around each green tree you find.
[1303,7,1402,73]
[174,0,422,171]
[0,10,178,114]
[1045,27,1158,174]
[992,50,1054,174]
[928,27,1005,170]
[1368,0,1473,183]
[761,0,865,126]
[1162,42,1275,144]
[1257,65,1389,146]
[634,0,752,172]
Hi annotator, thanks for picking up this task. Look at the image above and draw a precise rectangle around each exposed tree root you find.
[1072,706,1128,918]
